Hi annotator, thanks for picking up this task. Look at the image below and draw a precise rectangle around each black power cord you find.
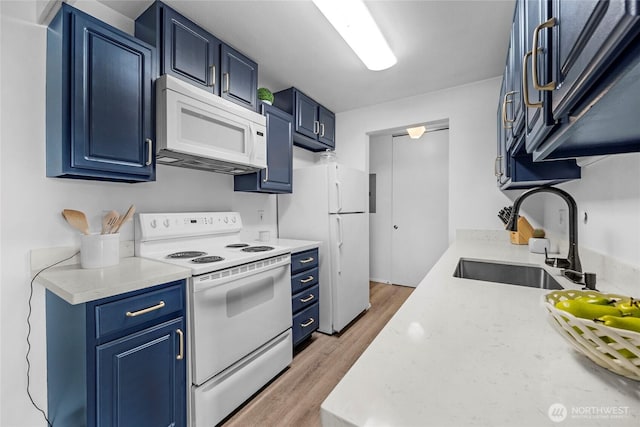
[27,251,79,427]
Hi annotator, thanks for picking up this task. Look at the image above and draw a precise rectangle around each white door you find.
[329,213,369,332]
[391,130,449,287]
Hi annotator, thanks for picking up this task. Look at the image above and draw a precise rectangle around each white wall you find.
[0,2,278,425]
[541,153,640,269]
[369,134,392,283]
[336,77,513,243]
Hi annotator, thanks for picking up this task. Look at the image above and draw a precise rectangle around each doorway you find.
[369,123,449,287]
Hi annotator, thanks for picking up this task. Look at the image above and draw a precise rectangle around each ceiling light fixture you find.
[406,126,426,139]
[312,0,397,71]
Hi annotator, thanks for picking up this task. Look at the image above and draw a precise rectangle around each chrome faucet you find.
[505,186,583,283]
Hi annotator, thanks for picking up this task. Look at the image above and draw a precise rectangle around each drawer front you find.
[291,249,318,274]
[292,302,319,346]
[291,267,318,295]
[95,284,184,339]
[291,284,319,314]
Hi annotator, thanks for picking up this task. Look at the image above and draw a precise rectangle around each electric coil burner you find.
[242,245,274,253]
[167,251,207,259]
[191,256,224,264]
[226,243,250,248]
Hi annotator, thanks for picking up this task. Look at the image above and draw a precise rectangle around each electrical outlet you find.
[258,210,264,223]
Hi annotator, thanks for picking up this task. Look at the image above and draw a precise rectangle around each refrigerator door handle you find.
[335,180,342,212]
[336,216,343,274]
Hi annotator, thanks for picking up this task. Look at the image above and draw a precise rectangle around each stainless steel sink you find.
[453,258,563,290]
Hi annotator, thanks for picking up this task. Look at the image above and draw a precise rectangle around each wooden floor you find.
[221,282,414,427]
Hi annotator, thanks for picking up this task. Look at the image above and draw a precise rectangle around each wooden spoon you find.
[62,209,90,235]
[101,210,120,234]
[111,205,135,234]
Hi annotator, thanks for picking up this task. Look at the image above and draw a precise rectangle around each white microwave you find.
[155,75,266,174]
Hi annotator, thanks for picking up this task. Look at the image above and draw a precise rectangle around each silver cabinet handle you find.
[126,301,165,317]
[531,17,556,91]
[301,318,315,328]
[176,329,184,360]
[300,276,314,284]
[208,65,216,88]
[223,72,230,93]
[300,294,315,303]
[495,156,503,177]
[320,122,325,137]
[145,138,153,166]
[502,92,515,129]
[263,165,269,183]
[299,257,315,264]
[522,51,542,108]
[313,120,320,135]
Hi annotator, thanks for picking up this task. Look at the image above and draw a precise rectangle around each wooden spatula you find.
[62,209,90,235]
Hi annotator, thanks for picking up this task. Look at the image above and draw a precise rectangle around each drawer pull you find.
[125,301,165,317]
[300,294,315,303]
[176,329,184,360]
[299,257,315,264]
[300,276,314,284]
[301,318,315,328]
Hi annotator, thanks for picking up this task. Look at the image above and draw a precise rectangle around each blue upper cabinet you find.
[273,87,336,151]
[221,44,258,110]
[519,0,640,160]
[234,103,293,193]
[47,4,155,182]
[136,1,258,111]
[163,6,220,92]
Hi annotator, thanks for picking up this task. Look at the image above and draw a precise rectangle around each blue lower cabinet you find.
[46,280,186,427]
[290,248,319,347]
[292,303,320,346]
[47,4,155,182]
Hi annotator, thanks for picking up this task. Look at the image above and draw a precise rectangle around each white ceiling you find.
[97,0,515,113]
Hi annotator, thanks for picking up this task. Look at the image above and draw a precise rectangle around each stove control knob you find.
[150,219,157,229]
[224,216,229,224]
[163,219,170,228]
[231,216,237,223]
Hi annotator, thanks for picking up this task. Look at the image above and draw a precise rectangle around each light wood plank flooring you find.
[221,282,414,427]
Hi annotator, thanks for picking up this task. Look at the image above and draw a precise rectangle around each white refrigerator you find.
[278,163,369,334]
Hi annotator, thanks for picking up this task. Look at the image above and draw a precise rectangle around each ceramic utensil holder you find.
[509,216,534,245]
[80,233,119,268]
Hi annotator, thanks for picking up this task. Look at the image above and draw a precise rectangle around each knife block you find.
[510,216,534,245]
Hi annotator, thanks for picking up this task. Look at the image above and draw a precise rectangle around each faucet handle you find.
[544,248,570,268]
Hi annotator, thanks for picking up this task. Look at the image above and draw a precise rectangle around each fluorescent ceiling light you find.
[406,126,426,139]
[312,0,397,71]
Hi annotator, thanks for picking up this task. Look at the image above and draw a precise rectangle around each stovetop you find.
[135,212,289,275]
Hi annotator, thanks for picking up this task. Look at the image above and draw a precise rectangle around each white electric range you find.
[135,212,292,426]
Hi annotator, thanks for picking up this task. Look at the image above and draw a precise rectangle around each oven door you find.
[190,256,291,386]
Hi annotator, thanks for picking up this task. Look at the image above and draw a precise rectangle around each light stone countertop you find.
[36,257,192,305]
[321,238,640,427]
[33,238,320,305]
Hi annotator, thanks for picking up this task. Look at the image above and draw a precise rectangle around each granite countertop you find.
[321,237,640,427]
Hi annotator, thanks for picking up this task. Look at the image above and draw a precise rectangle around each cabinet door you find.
[221,44,258,110]
[96,318,186,427]
[318,106,336,149]
[162,7,219,93]
[71,12,154,179]
[523,0,556,153]
[261,104,293,192]
[294,90,319,140]
[505,0,525,152]
[550,0,640,119]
